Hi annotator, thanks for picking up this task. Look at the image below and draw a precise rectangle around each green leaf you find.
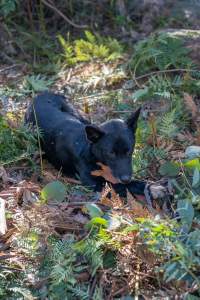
[165,268,180,283]
[159,161,180,177]
[41,180,67,203]
[85,203,103,218]
[177,199,194,228]
[122,224,139,234]
[25,75,52,92]
[103,250,116,268]
[132,87,149,100]
[192,167,200,187]
[163,262,178,281]
[86,217,108,229]
[85,31,96,44]
[185,295,200,300]
[184,158,200,170]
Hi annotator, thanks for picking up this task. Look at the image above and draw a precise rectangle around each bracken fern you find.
[58,31,123,66]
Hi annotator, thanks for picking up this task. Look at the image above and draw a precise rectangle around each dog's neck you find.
[80,143,96,163]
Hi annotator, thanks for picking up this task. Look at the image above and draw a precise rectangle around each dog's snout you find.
[120,175,131,184]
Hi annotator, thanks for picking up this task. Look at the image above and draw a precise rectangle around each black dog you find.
[25,92,171,202]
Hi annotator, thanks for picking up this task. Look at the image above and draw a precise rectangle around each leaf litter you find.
[0,59,199,299]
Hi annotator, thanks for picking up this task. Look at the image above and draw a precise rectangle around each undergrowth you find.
[129,32,193,75]
[1,27,200,300]
[58,31,123,66]
[0,116,37,165]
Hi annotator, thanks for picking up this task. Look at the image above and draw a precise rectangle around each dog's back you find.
[25,92,90,174]
[25,92,89,129]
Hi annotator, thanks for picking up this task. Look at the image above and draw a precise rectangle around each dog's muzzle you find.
[119,175,131,184]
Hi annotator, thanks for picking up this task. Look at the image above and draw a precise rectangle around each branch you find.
[0,64,23,73]
[135,68,199,81]
[41,0,88,29]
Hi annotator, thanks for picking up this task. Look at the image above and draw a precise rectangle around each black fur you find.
[25,92,147,197]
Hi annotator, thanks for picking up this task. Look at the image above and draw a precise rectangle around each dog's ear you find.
[126,107,141,132]
[85,125,105,143]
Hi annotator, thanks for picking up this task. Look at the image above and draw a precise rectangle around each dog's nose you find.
[120,175,131,184]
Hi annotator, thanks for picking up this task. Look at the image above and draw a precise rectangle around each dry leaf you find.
[170,150,185,159]
[99,185,114,207]
[127,191,152,218]
[136,243,156,266]
[75,271,90,282]
[83,98,90,114]
[6,118,18,129]
[0,198,7,235]
[0,166,16,184]
[15,181,40,205]
[22,189,38,205]
[99,185,124,208]
[194,128,200,145]
[91,162,119,184]
[73,212,89,224]
[100,197,113,207]
[183,93,198,118]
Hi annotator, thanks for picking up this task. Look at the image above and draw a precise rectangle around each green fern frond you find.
[58,31,123,65]
[130,33,192,75]
[70,285,90,300]
[76,238,104,276]
[22,74,54,94]
[0,0,18,17]
[92,286,103,300]
[85,30,96,44]
[159,109,179,138]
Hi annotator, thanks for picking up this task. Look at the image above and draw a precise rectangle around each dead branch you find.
[41,0,88,29]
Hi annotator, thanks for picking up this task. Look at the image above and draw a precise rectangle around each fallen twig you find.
[64,177,81,184]
[0,265,23,272]
[0,64,23,73]
[41,0,87,29]
[134,68,199,82]
[89,276,98,299]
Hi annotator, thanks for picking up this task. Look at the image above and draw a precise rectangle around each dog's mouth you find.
[91,163,132,185]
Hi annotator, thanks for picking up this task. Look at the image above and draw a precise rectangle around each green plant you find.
[75,238,104,276]
[0,0,18,17]
[159,109,179,138]
[22,74,54,94]
[152,160,200,293]
[40,180,67,203]
[38,236,91,299]
[58,31,123,66]
[0,271,34,300]
[15,30,61,73]
[0,116,37,165]
[130,33,192,76]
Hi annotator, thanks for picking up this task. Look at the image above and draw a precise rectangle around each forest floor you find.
[1,9,200,300]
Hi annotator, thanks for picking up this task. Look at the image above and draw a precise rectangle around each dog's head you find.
[85,108,141,184]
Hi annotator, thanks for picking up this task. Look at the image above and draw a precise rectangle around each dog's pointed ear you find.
[126,107,141,132]
[85,125,105,143]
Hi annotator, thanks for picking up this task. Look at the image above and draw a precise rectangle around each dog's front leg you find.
[112,180,172,206]
[77,163,105,192]
[126,180,146,196]
[110,181,146,198]
[127,179,173,200]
